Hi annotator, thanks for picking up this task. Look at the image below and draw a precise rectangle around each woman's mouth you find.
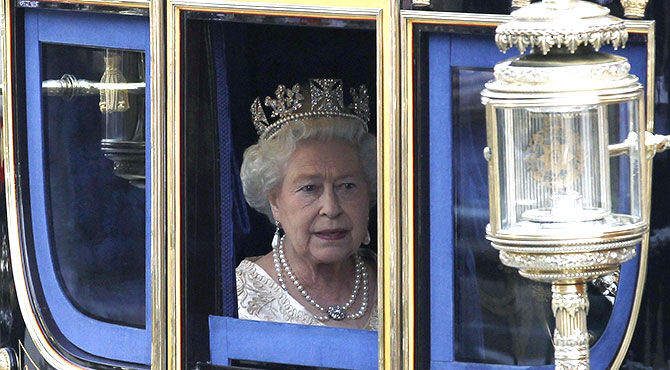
[314,229,348,241]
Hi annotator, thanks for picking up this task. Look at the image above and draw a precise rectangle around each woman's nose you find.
[319,188,343,218]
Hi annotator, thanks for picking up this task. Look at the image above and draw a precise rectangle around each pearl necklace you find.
[272,235,369,321]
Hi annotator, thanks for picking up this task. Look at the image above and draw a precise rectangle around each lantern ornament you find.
[42,50,146,187]
[621,0,650,19]
[481,0,663,368]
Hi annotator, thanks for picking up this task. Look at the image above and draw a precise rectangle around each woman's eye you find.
[299,185,316,192]
[341,183,356,190]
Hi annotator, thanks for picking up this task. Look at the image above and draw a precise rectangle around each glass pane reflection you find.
[41,43,146,328]
[451,67,613,365]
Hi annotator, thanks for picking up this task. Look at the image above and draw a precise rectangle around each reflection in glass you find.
[41,44,146,327]
[99,50,146,188]
[451,67,613,364]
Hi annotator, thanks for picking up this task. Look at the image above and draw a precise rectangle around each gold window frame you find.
[21,0,150,7]
[163,0,402,369]
[400,10,655,368]
[1,1,156,369]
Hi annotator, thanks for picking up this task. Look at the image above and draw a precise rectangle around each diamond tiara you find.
[250,79,370,141]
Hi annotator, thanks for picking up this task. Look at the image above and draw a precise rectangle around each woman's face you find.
[269,139,370,265]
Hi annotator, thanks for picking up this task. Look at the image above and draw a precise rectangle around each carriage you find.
[0,0,666,369]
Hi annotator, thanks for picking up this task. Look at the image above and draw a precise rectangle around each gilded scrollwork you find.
[492,239,639,254]
[555,332,590,370]
[493,59,631,86]
[499,246,636,270]
[520,269,617,283]
[620,0,649,19]
[554,331,590,347]
[496,23,628,54]
[554,357,589,370]
[552,283,590,369]
[552,291,589,317]
[495,0,629,56]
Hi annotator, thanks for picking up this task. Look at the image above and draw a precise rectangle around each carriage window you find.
[17,8,151,365]
[411,27,621,367]
[41,44,146,327]
[181,13,378,368]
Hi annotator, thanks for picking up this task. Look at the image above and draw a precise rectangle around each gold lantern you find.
[481,0,648,368]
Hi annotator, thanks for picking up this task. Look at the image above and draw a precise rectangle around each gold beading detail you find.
[495,22,628,55]
[499,246,637,270]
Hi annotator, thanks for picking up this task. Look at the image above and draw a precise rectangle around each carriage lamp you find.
[481,0,667,368]
[42,50,146,187]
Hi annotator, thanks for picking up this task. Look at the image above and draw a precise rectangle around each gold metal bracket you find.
[609,131,638,157]
[645,131,670,158]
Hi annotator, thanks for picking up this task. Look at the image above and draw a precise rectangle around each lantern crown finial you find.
[495,0,628,55]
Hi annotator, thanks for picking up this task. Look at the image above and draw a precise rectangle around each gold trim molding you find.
[27,0,149,8]
[150,0,167,369]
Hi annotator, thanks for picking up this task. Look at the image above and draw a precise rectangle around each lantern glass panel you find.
[609,100,643,219]
[494,99,642,238]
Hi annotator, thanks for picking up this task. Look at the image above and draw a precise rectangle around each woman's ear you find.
[268,191,280,223]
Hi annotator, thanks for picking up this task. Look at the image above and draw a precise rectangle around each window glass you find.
[41,43,146,328]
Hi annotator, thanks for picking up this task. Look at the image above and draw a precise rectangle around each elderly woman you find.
[237,79,377,330]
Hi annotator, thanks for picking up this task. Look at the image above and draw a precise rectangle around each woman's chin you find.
[310,244,358,264]
[316,235,359,247]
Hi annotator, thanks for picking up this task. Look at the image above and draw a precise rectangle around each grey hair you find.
[240,117,376,222]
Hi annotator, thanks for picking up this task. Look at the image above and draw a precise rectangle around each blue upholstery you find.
[209,316,378,369]
[428,33,455,363]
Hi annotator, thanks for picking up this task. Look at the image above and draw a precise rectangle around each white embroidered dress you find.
[236,257,378,330]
